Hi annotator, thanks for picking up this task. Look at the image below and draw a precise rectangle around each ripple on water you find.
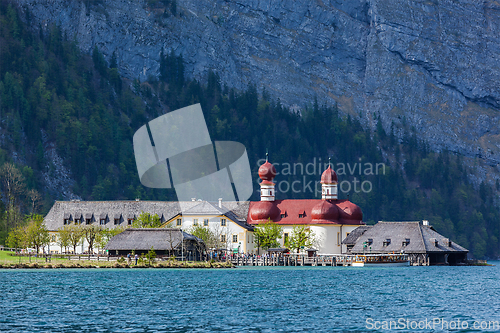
[1,264,499,332]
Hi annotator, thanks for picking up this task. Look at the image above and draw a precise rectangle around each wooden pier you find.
[230,254,360,267]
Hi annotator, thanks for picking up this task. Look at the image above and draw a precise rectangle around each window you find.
[75,219,81,225]
[337,232,340,245]
[298,214,304,218]
[203,219,209,226]
[128,219,133,225]
[176,218,182,226]
[51,235,56,242]
[193,219,198,226]
[232,234,238,243]
[284,233,289,245]
[281,214,285,218]
[221,235,226,242]
[221,218,226,226]
[114,219,119,225]
[100,219,106,225]
[86,219,91,225]
[64,219,69,225]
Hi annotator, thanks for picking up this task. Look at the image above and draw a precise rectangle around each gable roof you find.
[104,228,202,251]
[183,201,226,215]
[349,221,468,254]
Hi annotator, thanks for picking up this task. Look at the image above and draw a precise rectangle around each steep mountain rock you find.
[16,0,500,177]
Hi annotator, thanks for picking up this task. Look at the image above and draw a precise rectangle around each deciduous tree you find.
[83,225,101,254]
[25,214,50,254]
[57,226,71,254]
[286,225,317,253]
[254,219,283,251]
[67,224,84,254]
[132,212,162,228]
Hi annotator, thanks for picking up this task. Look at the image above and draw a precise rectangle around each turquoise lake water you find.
[1,264,499,332]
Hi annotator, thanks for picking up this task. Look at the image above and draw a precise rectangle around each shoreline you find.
[0,261,235,269]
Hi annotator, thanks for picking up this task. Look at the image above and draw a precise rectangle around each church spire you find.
[258,153,276,201]
[321,160,338,200]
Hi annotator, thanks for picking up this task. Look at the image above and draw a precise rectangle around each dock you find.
[230,254,360,267]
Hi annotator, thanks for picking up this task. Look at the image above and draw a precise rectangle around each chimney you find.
[218,198,222,208]
[422,220,429,226]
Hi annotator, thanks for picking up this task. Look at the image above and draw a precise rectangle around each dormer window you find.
[114,219,120,225]
[383,238,391,246]
[86,219,91,225]
[402,238,410,246]
[64,219,69,225]
[281,214,285,218]
[75,219,81,225]
[128,219,134,225]
[100,219,106,225]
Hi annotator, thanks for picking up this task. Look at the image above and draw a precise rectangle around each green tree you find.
[286,225,317,253]
[67,224,84,254]
[98,226,126,251]
[83,225,101,254]
[132,212,162,228]
[25,214,50,254]
[57,226,71,254]
[6,224,26,250]
[146,246,157,265]
[254,219,283,251]
[189,224,216,248]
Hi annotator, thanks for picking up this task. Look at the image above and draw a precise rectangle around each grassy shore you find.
[0,251,234,269]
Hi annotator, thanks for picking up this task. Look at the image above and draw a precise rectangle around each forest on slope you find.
[0,1,498,258]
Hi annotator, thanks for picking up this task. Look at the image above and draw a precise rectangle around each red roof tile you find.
[248,199,363,225]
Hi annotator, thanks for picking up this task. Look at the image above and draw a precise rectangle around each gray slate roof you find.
[183,201,225,215]
[342,225,372,245]
[44,200,251,231]
[104,228,202,251]
[349,221,468,254]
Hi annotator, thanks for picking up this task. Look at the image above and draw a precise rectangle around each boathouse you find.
[104,228,206,260]
[343,221,468,265]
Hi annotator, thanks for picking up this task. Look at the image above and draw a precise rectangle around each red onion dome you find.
[311,200,339,221]
[336,201,363,221]
[321,165,338,183]
[249,201,281,221]
[259,161,277,181]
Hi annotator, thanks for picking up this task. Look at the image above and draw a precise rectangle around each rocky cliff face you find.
[16,0,500,178]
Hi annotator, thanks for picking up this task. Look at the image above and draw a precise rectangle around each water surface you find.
[1,264,499,332]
